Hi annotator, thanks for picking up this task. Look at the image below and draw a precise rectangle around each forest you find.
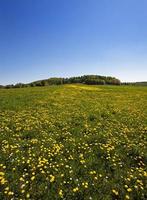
[1,75,121,88]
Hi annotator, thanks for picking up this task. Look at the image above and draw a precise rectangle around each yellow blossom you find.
[112,189,119,195]
[73,187,79,192]
[50,175,55,182]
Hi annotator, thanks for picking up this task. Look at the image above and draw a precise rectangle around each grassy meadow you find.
[0,84,147,200]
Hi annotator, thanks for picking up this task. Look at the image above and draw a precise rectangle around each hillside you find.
[3,75,121,88]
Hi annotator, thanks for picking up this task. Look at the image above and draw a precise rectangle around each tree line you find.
[1,75,121,89]
[122,82,147,86]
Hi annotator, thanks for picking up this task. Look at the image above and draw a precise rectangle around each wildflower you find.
[1,178,7,184]
[59,189,63,198]
[82,182,88,188]
[73,187,79,192]
[0,172,4,176]
[19,177,24,181]
[134,185,138,189]
[112,189,119,195]
[127,188,132,192]
[50,175,55,182]
[21,184,25,189]
[31,176,35,181]
[125,195,130,199]
[8,191,14,196]
[89,170,96,175]
[26,193,30,198]
[144,172,147,177]
[5,187,9,191]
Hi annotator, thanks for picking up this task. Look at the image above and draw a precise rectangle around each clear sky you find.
[0,0,147,85]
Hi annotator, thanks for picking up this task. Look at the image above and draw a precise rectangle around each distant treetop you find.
[2,75,121,89]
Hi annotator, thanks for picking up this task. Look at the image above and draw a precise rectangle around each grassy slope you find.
[0,84,147,200]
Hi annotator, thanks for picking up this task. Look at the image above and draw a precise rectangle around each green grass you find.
[0,84,147,200]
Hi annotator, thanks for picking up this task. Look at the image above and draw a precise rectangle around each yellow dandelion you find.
[26,193,30,198]
[50,175,55,182]
[112,189,119,195]
[8,191,14,196]
[59,189,63,198]
[125,195,130,199]
[127,188,132,192]
[73,187,79,192]
[31,176,35,181]
[21,189,25,193]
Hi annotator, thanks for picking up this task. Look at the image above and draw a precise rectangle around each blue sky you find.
[0,0,147,85]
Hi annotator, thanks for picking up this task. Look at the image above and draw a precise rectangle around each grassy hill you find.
[2,75,121,88]
[0,84,147,199]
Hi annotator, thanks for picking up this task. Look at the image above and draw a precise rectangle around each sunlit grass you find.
[0,84,147,200]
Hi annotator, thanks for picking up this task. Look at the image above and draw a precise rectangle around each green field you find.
[0,84,147,200]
